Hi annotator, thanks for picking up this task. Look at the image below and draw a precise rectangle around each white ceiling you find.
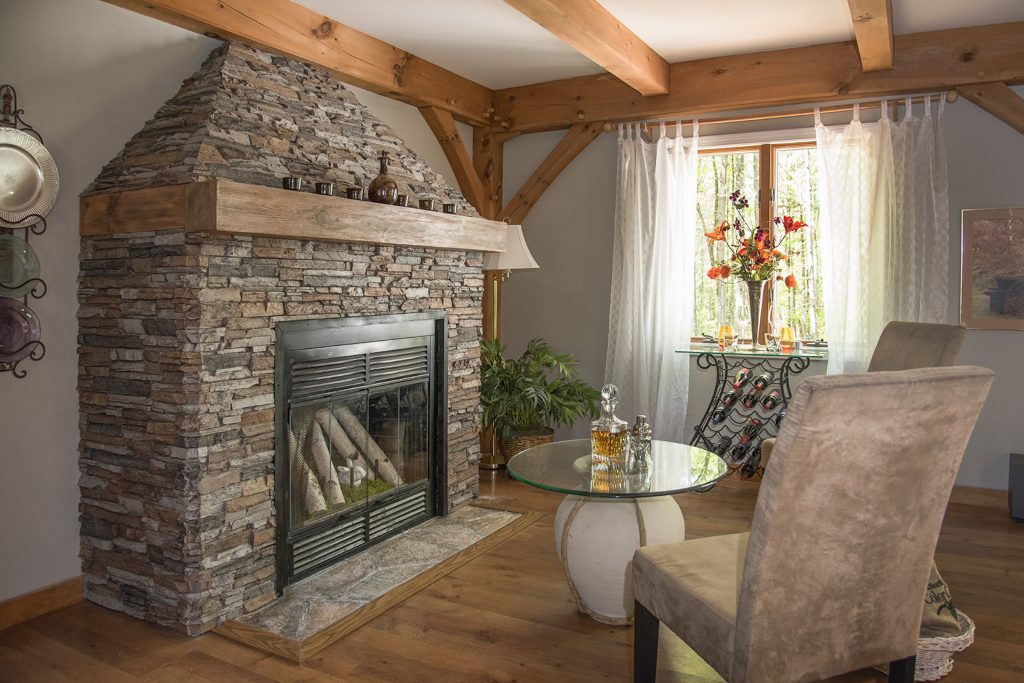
[303,0,1024,89]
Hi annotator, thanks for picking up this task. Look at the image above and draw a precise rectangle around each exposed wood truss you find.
[501,123,602,224]
[504,0,669,96]
[846,0,894,71]
[958,83,1024,135]
[419,107,488,213]
[101,0,492,125]
[494,22,1024,133]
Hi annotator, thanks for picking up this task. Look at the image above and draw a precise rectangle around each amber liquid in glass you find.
[591,429,628,473]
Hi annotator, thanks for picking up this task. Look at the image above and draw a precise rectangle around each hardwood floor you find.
[1,474,1021,682]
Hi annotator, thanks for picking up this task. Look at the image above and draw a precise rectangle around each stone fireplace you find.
[77,42,504,635]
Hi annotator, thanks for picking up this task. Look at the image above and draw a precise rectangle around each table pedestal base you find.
[553,495,685,625]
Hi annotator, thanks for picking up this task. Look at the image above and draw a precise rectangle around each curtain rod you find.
[615,91,959,133]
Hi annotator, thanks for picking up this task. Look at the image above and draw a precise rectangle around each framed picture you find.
[962,208,1024,330]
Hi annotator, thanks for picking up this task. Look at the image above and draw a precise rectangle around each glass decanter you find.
[591,384,629,473]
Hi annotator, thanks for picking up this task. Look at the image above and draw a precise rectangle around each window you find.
[692,143,824,341]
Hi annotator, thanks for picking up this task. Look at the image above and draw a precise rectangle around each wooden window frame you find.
[697,141,817,344]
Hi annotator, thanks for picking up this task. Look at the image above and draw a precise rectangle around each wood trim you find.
[847,0,894,71]
[957,82,1024,135]
[80,179,508,253]
[501,122,602,224]
[949,484,1008,510]
[100,0,492,125]
[472,126,504,221]
[419,107,488,213]
[494,22,1024,133]
[503,0,669,96]
[0,576,83,632]
[215,506,543,662]
[757,144,772,345]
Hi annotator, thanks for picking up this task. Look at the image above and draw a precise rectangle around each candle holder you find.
[281,176,302,191]
[315,182,334,196]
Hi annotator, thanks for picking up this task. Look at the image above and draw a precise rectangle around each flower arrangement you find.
[705,191,807,286]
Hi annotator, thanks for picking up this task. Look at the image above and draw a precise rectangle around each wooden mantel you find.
[80,179,507,254]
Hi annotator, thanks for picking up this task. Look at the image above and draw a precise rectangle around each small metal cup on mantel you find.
[395,194,408,207]
[281,176,302,191]
[443,203,457,215]
[315,182,334,196]
[419,198,436,211]
[346,187,364,200]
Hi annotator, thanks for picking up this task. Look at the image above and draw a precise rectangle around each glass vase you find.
[746,279,767,349]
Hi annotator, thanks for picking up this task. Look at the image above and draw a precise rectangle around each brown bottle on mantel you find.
[368,150,399,204]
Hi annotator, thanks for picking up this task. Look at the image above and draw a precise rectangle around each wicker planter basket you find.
[500,428,555,459]
[876,612,976,681]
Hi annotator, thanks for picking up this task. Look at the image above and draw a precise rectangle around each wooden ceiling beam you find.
[958,83,1024,135]
[494,21,1024,133]
[418,107,488,214]
[847,0,894,71]
[503,0,669,96]
[101,0,493,125]
[501,122,601,224]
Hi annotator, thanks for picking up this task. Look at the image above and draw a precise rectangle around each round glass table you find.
[507,439,728,624]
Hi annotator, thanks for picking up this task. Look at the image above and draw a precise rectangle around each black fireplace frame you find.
[273,311,448,591]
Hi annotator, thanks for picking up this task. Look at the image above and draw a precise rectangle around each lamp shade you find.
[483,224,539,271]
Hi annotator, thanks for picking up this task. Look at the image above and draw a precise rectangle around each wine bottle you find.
[761,390,782,410]
[739,451,762,479]
[728,443,748,463]
[712,435,732,455]
[741,391,760,410]
[740,417,763,444]
[752,372,773,391]
[721,389,740,407]
[732,368,752,389]
[711,407,731,425]
[774,408,787,427]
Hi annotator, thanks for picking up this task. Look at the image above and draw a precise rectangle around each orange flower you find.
[773,249,788,260]
[782,216,807,234]
[707,266,721,280]
[784,274,798,288]
[719,265,731,278]
[704,220,729,242]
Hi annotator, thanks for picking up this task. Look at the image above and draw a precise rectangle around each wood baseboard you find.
[0,576,83,632]
[949,484,1008,510]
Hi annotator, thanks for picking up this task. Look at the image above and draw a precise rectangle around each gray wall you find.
[0,0,470,602]
[503,95,1023,488]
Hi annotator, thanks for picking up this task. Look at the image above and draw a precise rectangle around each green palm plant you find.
[481,338,601,447]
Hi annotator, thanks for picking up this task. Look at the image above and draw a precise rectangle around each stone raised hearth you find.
[77,41,502,635]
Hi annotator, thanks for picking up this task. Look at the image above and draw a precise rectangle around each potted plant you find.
[481,338,601,459]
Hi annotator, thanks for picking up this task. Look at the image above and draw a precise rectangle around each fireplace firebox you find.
[275,312,448,589]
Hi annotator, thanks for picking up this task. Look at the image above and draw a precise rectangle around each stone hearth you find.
[77,40,492,635]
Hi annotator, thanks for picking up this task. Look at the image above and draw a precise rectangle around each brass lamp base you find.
[479,454,507,470]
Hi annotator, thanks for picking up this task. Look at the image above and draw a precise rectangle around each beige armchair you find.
[760,321,967,469]
[632,366,993,682]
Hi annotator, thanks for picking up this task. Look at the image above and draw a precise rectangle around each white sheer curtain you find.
[816,98,949,374]
[606,122,699,440]
[884,95,950,323]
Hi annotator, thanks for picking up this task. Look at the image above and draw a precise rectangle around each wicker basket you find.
[501,428,555,459]
[875,612,975,681]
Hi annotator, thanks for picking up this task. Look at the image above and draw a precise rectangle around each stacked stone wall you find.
[79,230,482,634]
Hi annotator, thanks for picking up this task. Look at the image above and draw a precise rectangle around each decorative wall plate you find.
[0,234,40,298]
[0,127,59,223]
[0,298,41,363]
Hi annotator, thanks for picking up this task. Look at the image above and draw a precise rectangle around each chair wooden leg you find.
[633,600,659,683]
[888,655,916,683]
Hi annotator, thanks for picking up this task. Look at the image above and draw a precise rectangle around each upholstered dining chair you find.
[760,321,967,468]
[632,366,993,683]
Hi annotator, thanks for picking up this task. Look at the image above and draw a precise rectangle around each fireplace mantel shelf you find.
[80,179,507,253]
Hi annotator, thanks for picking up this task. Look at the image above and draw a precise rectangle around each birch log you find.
[317,408,376,481]
[310,422,346,505]
[332,405,402,486]
[290,425,327,516]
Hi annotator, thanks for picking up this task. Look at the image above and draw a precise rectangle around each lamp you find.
[483,224,539,274]
[480,224,539,471]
